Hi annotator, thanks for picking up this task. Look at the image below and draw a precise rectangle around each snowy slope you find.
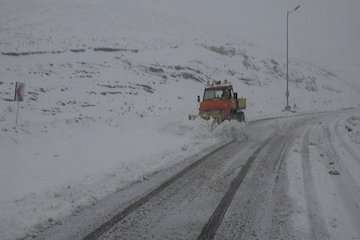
[0,0,359,239]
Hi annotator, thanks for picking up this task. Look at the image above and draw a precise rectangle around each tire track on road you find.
[82,139,236,240]
[211,117,317,240]
[197,137,272,240]
[269,127,301,240]
[301,127,330,240]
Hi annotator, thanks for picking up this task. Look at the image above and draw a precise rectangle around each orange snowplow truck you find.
[196,80,246,123]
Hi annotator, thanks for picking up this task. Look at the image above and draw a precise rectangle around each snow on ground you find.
[0,0,360,239]
[286,112,360,240]
[344,115,360,144]
[0,117,241,240]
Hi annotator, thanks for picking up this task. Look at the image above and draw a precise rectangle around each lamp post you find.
[285,4,301,111]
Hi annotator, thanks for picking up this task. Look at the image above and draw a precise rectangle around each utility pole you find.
[285,4,301,111]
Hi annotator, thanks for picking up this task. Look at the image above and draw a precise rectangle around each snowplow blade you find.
[238,97,246,110]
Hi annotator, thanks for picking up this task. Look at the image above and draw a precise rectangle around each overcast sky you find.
[1,0,359,68]
[272,0,360,68]
[150,0,360,68]
[227,0,360,68]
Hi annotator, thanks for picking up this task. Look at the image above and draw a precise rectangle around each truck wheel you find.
[238,112,245,122]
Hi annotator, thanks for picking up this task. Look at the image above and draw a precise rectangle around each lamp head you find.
[294,5,301,11]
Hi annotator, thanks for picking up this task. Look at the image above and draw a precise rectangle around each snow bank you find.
[344,116,360,144]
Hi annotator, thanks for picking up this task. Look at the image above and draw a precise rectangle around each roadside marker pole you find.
[16,100,20,127]
[14,81,25,128]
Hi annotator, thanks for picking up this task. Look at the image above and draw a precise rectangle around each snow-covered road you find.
[28,109,360,240]
[1,1,359,239]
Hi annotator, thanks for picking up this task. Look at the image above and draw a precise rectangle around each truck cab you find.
[197,80,246,123]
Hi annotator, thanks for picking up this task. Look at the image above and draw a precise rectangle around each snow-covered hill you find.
[1,0,359,239]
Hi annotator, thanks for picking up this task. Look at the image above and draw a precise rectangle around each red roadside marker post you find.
[14,82,25,127]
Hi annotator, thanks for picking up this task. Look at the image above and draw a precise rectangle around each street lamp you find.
[285,4,301,111]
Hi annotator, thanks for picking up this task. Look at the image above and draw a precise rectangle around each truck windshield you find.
[204,89,223,100]
[203,88,231,100]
